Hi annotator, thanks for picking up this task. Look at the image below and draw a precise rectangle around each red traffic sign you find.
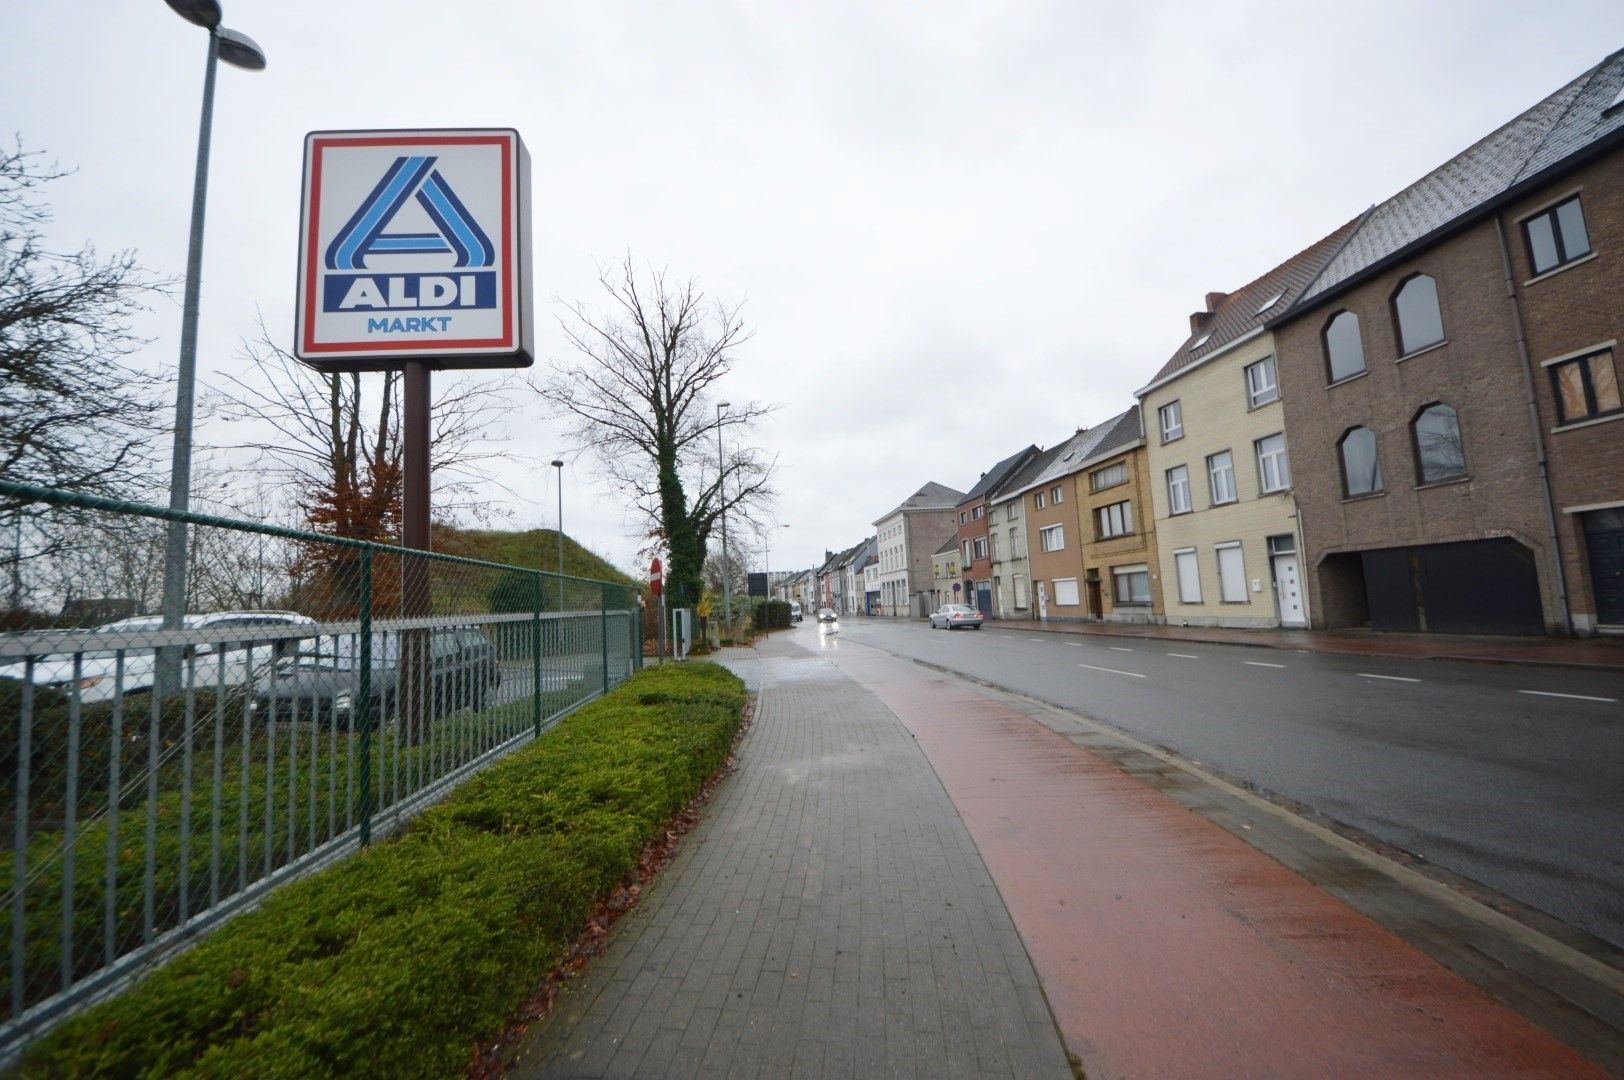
[649,556,664,596]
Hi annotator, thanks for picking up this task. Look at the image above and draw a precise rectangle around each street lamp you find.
[765,523,789,602]
[551,459,565,608]
[159,0,266,654]
[715,402,732,638]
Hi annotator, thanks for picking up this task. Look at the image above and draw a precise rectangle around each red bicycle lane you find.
[826,644,1604,1078]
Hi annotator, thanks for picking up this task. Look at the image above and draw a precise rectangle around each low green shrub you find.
[19,662,745,1078]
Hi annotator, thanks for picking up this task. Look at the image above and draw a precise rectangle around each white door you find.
[1037,581,1048,621]
[1273,553,1306,626]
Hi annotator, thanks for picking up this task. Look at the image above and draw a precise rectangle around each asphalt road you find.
[801,617,1624,951]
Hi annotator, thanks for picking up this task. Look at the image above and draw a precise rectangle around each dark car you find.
[816,607,838,623]
[252,627,500,726]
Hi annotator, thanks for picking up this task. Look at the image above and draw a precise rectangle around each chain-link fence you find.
[0,480,640,1057]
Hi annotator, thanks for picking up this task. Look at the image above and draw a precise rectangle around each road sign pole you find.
[401,360,432,744]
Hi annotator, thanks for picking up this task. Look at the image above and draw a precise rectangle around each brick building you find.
[954,446,1039,616]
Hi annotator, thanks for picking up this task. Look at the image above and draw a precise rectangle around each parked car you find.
[2,611,316,703]
[251,626,500,726]
[816,607,838,624]
[789,602,803,623]
[928,604,984,630]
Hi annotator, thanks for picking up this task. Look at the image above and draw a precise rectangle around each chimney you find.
[1205,291,1228,312]
[1189,310,1212,335]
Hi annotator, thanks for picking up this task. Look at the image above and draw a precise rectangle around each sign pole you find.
[401,359,432,743]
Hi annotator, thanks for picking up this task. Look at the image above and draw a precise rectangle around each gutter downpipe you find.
[1493,215,1574,636]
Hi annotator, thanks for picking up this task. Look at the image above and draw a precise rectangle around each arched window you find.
[1392,274,1445,355]
[1324,311,1366,383]
[1339,426,1382,496]
[1412,403,1465,484]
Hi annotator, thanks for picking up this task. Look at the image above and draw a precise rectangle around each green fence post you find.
[631,587,642,673]
[357,548,374,847]
[531,572,543,737]
[600,583,610,692]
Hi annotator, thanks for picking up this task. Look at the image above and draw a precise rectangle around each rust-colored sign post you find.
[400,360,434,743]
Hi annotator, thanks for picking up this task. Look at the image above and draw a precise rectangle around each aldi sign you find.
[295,129,532,370]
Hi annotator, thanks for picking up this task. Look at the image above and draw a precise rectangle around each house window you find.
[1413,403,1466,483]
[1216,543,1248,603]
[973,536,988,560]
[1112,565,1151,605]
[1034,491,1046,510]
[1339,426,1383,496]
[972,505,984,520]
[1173,549,1202,603]
[1050,485,1064,504]
[1523,195,1591,275]
[1245,356,1279,407]
[1159,400,1183,442]
[1096,501,1133,539]
[1324,311,1366,383]
[1008,527,1019,556]
[1014,573,1029,609]
[1166,465,1191,515]
[1549,347,1620,424]
[1255,433,1291,493]
[959,511,967,525]
[1053,577,1080,606]
[1091,462,1128,491]
[1207,450,1237,505]
[962,539,972,563]
[1392,274,1445,355]
[1039,524,1064,552]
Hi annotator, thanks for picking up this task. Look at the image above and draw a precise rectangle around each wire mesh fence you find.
[0,481,640,1056]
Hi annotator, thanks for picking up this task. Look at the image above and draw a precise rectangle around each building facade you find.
[1072,411,1164,623]
[931,538,961,612]
[874,482,966,617]
[985,450,1057,619]
[955,446,1039,616]
[1012,428,1103,621]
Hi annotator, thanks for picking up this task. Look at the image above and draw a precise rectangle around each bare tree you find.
[541,256,777,608]
[204,319,527,542]
[0,142,170,519]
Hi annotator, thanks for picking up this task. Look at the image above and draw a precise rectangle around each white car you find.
[5,611,316,703]
[789,602,803,623]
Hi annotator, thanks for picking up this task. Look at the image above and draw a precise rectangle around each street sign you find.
[295,128,533,371]
[649,557,664,596]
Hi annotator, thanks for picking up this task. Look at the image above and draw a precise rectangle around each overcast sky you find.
[6,2,1623,578]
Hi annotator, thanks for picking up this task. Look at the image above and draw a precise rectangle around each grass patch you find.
[17,662,745,1077]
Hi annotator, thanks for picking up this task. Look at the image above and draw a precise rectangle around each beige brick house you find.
[1073,410,1163,623]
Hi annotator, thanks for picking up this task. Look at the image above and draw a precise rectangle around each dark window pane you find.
[1555,198,1591,260]
[1415,404,1465,483]
[1591,351,1620,414]
[1526,214,1559,273]
[1341,427,1382,495]
[1325,312,1365,382]
[1394,275,1444,354]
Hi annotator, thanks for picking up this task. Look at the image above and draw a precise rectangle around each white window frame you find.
[1173,548,1202,604]
[1039,524,1064,552]
[1050,485,1064,504]
[1208,451,1237,505]
[1255,434,1291,493]
[974,536,988,560]
[1216,542,1248,603]
[1245,356,1279,407]
[1112,565,1151,605]
[1034,491,1046,510]
[1096,500,1133,539]
[1166,465,1191,515]
[1053,577,1080,606]
[1159,400,1183,442]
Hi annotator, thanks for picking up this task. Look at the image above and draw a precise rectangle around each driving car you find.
[816,607,838,623]
[2,611,316,702]
[928,604,984,630]
[789,601,803,623]
[251,626,500,726]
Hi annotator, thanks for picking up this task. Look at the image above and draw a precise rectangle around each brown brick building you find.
[954,445,1039,616]
[1269,51,1624,635]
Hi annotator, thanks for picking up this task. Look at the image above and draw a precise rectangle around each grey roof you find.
[989,444,1062,504]
[1086,408,1143,463]
[873,481,967,524]
[958,445,1041,506]
[933,536,959,557]
[1010,426,1111,494]
[1286,48,1624,314]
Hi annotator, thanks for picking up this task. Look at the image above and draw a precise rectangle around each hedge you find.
[18,662,746,1078]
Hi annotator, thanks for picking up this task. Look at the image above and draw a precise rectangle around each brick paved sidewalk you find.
[507,635,1071,1079]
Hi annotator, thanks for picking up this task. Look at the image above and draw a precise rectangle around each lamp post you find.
[765,523,788,602]
[158,0,266,649]
[551,459,564,608]
[715,402,732,638]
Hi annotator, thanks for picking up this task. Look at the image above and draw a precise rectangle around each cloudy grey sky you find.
[6,2,1623,576]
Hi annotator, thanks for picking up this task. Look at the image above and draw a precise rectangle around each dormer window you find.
[1191,333,1211,350]
[1255,290,1285,315]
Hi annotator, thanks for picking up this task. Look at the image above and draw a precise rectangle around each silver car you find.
[928,604,984,630]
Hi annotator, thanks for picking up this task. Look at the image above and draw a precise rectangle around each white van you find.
[789,602,803,623]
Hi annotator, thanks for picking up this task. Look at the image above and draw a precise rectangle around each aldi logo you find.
[295,129,532,370]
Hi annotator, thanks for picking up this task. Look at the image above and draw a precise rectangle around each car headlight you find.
[333,692,353,712]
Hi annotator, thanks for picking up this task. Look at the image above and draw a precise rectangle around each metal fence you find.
[0,480,640,1056]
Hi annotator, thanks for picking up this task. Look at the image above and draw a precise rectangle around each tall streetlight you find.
[551,459,565,608]
[159,1,266,652]
[715,403,732,637]
[765,523,789,602]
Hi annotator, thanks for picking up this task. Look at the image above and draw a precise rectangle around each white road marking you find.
[1168,653,1199,659]
[1109,646,1135,652]
[1078,663,1145,679]
[1518,689,1617,703]
[1358,673,1421,683]
[1244,661,1287,669]
[1028,638,1047,642]
[998,634,1013,639]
